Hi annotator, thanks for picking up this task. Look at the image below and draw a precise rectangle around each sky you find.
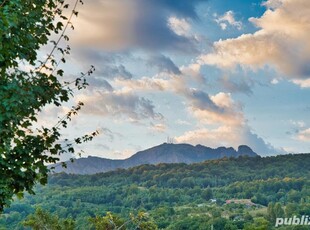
[40,0,310,159]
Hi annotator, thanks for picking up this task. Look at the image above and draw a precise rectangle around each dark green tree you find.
[224,222,238,230]
[202,187,213,201]
[267,202,276,222]
[285,203,298,217]
[243,217,269,230]
[274,203,285,219]
[267,202,285,223]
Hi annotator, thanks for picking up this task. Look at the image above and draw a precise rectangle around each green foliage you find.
[0,0,55,68]
[89,211,158,230]
[285,203,298,217]
[0,0,97,211]
[224,222,238,230]
[0,154,309,229]
[267,202,276,222]
[167,215,211,230]
[130,211,158,230]
[23,207,75,230]
[202,187,213,201]
[244,217,269,230]
[89,212,126,230]
[267,202,285,223]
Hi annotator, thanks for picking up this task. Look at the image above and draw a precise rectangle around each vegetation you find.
[2,1,308,230]
[0,0,97,211]
[23,208,75,230]
[0,154,309,229]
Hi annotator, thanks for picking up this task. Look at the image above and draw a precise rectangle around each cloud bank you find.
[199,0,310,86]
[64,0,301,156]
[114,70,282,155]
[74,0,207,52]
[78,91,163,123]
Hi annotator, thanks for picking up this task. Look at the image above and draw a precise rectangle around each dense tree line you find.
[0,154,309,229]
[48,154,310,188]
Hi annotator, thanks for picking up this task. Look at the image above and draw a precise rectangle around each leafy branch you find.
[0,0,97,211]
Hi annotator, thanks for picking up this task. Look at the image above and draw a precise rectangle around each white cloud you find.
[296,128,310,142]
[114,77,172,93]
[168,17,191,36]
[211,92,234,108]
[175,119,191,126]
[175,88,282,155]
[185,90,244,126]
[150,123,166,133]
[263,0,283,9]
[292,79,310,88]
[200,0,310,86]
[115,75,244,126]
[176,126,239,147]
[219,23,227,30]
[199,32,287,70]
[180,63,205,84]
[271,78,279,85]
[108,67,281,155]
[214,11,242,30]
[111,149,135,159]
[175,125,283,155]
[35,105,71,128]
[77,91,163,122]
[290,120,306,128]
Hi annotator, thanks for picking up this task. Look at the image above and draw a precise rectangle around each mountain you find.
[51,143,257,174]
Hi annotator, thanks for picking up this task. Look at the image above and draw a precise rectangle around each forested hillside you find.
[1,154,309,229]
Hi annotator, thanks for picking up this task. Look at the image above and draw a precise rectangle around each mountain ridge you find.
[51,143,257,174]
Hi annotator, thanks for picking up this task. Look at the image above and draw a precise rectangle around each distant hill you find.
[51,143,257,174]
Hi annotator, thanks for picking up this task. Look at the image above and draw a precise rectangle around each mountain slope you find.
[51,143,257,174]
